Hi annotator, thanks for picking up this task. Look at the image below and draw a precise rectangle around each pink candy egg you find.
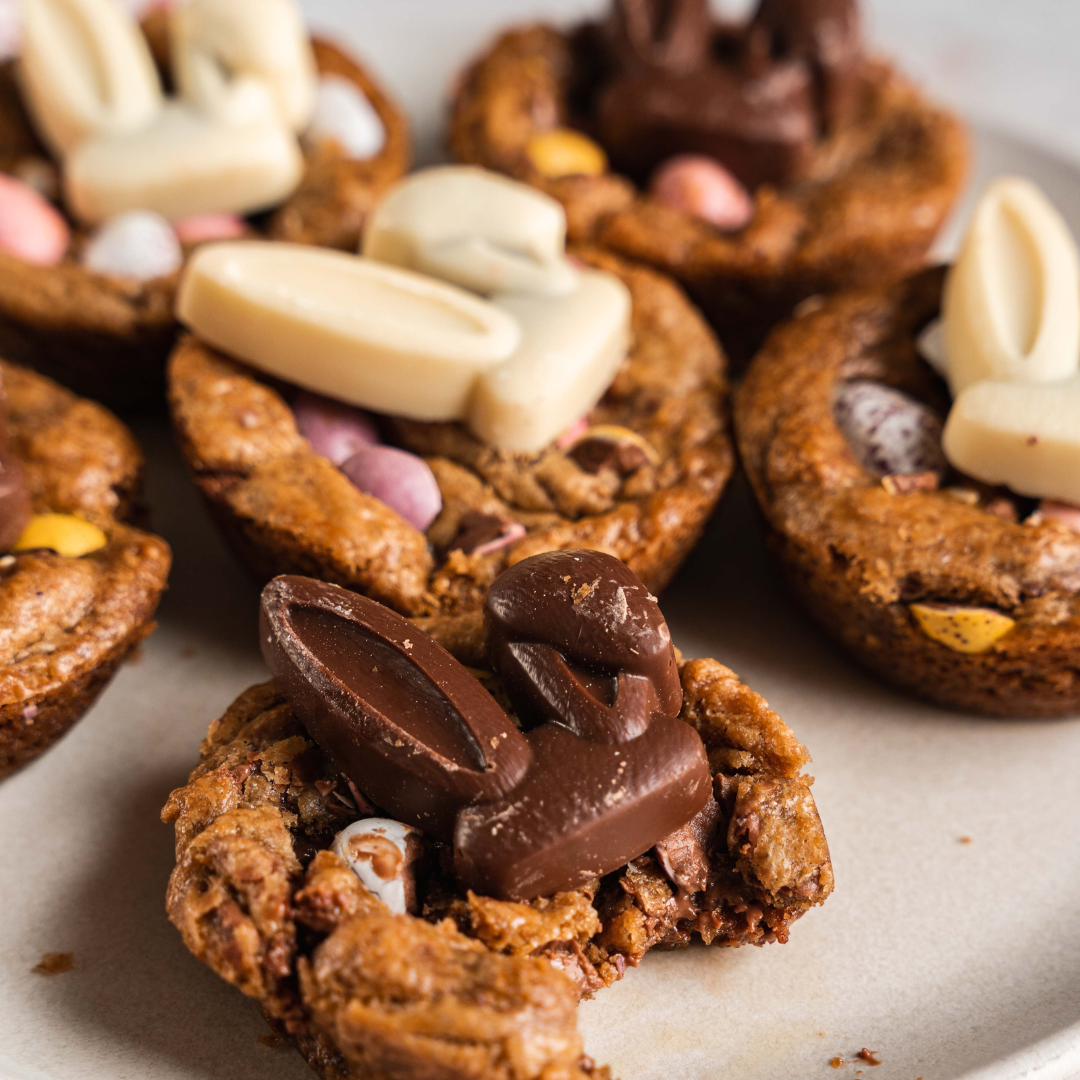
[173,213,247,244]
[341,444,443,532]
[0,173,69,266]
[1037,500,1080,532]
[649,155,754,231]
[294,391,380,466]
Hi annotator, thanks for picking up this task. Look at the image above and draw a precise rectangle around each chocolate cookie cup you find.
[167,244,734,617]
[163,561,832,1080]
[0,361,170,777]
[735,267,1080,717]
[449,6,967,365]
[0,29,408,412]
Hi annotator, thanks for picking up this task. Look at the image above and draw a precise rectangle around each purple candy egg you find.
[341,444,443,532]
[834,380,946,477]
[294,391,380,465]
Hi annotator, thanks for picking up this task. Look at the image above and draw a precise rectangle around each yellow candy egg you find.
[12,514,107,558]
[526,129,607,180]
[909,602,1016,654]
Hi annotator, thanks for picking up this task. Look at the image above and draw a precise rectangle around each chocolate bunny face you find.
[261,558,710,901]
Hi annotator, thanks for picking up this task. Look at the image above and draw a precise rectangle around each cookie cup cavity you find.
[735,268,1080,717]
[450,26,968,364]
[0,37,408,411]
[0,361,171,777]
[167,247,734,617]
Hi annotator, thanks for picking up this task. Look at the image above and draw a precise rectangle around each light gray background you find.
[299,0,1080,167]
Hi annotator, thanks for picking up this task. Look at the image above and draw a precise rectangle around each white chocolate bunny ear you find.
[170,0,317,132]
[943,375,1080,505]
[176,243,521,421]
[942,176,1080,394]
[363,166,578,298]
[19,0,163,157]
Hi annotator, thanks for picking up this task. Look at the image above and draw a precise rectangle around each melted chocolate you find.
[0,372,30,553]
[261,558,711,902]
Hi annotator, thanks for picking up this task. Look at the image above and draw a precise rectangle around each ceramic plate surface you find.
[1,3,1079,1079]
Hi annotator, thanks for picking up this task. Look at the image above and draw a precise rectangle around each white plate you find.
[2,4,1080,1078]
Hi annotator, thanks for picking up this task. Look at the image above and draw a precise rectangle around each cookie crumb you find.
[857,1048,882,1066]
[830,1057,845,1068]
[959,835,972,844]
[33,952,75,975]
[258,1033,288,1050]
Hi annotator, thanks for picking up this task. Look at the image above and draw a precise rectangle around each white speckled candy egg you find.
[82,210,182,281]
[834,380,947,478]
[305,75,385,160]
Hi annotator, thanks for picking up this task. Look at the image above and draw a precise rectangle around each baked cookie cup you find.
[167,245,734,619]
[0,23,408,412]
[450,17,967,365]
[0,361,170,777]
[162,569,831,1080]
[736,267,1080,717]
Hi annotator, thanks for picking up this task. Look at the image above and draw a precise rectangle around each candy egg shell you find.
[331,817,420,915]
[0,173,69,266]
[649,155,753,231]
[173,213,247,244]
[1035,500,1080,532]
[12,513,107,557]
[341,444,442,533]
[909,602,1016,654]
[526,129,607,180]
[834,380,946,478]
[294,391,380,466]
[82,210,182,281]
[305,74,386,160]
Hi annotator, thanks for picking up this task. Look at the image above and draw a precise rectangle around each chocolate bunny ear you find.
[608,0,713,73]
[260,575,531,842]
[749,0,863,131]
[484,548,683,742]
[0,372,31,554]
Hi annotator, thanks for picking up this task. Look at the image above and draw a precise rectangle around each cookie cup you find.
[167,247,735,618]
[162,641,832,1079]
[736,268,1080,717]
[450,25,967,364]
[0,361,171,777]
[0,36,409,411]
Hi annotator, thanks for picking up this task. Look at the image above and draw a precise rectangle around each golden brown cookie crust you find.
[450,25,968,363]
[167,246,735,617]
[0,362,171,777]
[162,649,831,1080]
[736,268,1080,717]
[0,37,409,410]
